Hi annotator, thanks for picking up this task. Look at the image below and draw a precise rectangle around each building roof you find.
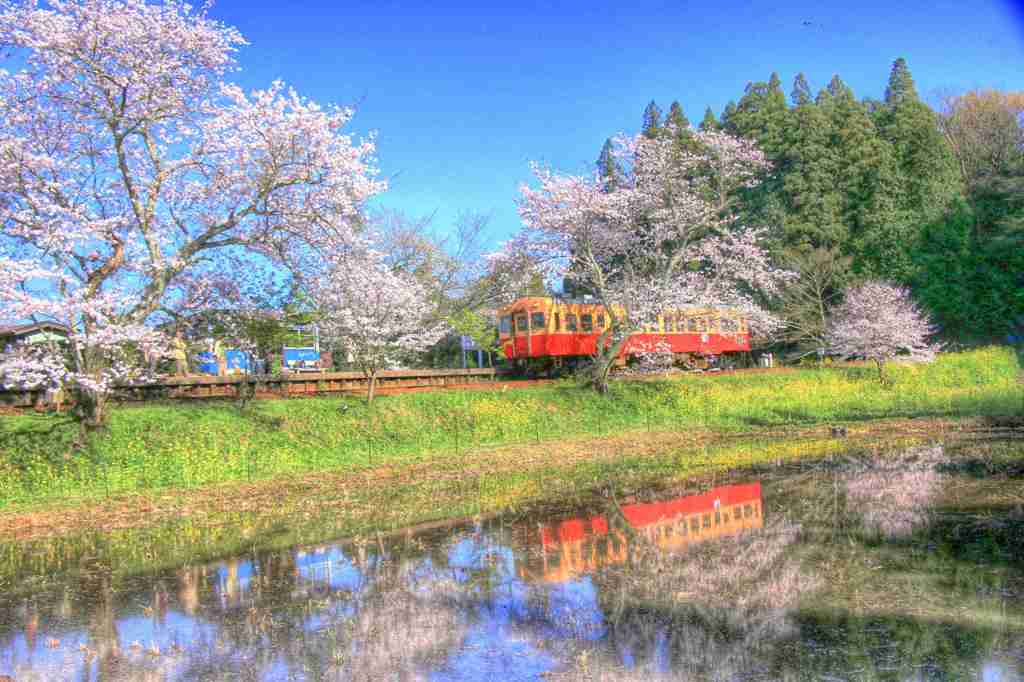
[0,322,70,338]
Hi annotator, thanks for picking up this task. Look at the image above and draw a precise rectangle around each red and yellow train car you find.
[516,482,763,583]
[497,296,750,367]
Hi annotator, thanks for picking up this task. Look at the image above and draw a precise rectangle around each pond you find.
[1,432,1023,680]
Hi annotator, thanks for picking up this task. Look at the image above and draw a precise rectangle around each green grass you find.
[0,346,1020,510]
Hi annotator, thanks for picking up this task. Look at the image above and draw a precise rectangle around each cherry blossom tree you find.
[307,242,447,404]
[508,130,791,392]
[0,0,383,426]
[825,280,940,384]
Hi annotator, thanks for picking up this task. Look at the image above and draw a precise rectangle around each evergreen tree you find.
[883,57,917,106]
[721,100,738,133]
[641,100,663,138]
[824,82,906,279]
[878,59,961,222]
[595,137,623,190]
[826,74,853,100]
[730,72,790,157]
[791,73,812,107]
[664,100,690,132]
[778,97,845,249]
[698,106,720,131]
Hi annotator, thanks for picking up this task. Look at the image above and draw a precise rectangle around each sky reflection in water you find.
[1,439,1023,680]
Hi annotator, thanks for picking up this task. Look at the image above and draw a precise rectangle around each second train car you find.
[497,296,750,371]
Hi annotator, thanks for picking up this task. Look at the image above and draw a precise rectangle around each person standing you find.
[213,338,226,376]
[172,331,189,376]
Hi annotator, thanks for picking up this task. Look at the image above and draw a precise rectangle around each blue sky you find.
[215,0,1024,249]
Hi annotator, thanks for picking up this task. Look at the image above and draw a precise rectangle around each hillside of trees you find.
[609,59,1023,350]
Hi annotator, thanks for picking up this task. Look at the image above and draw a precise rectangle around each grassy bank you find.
[0,347,1020,511]
[0,428,934,595]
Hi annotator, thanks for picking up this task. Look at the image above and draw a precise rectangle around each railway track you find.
[0,365,797,410]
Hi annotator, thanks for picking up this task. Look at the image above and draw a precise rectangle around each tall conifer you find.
[879,58,961,221]
[664,101,690,132]
[699,106,720,131]
[791,73,812,107]
[642,100,663,138]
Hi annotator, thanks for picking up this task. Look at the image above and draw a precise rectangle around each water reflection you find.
[1,438,1023,680]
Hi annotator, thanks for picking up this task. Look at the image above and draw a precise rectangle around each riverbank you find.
[2,347,1020,513]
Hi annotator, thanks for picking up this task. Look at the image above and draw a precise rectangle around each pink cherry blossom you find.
[826,280,941,383]
[507,130,792,390]
[0,0,383,425]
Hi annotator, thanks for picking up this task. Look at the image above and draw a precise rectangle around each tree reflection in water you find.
[1,438,1023,680]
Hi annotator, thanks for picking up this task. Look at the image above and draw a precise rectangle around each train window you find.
[702,514,711,529]
[721,318,738,332]
[566,314,578,332]
[581,313,593,332]
[500,316,512,334]
[554,312,561,331]
[690,517,699,533]
[596,314,605,330]
[531,312,545,330]
[665,524,673,538]
[743,504,752,518]
[714,511,721,526]
[515,314,528,332]
[678,519,687,535]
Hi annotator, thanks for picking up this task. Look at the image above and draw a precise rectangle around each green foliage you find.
[698,106,720,132]
[912,202,1024,342]
[0,348,1018,511]
[790,72,812,107]
[641,100,662,138]
[664,100,690,131]
[596,137,624,191]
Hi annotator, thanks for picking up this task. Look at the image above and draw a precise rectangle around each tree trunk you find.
[366,371,377,404]
[589,333,630,394]
[74,385,107,432]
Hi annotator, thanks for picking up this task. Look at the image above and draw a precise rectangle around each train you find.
[497,296,751,373]
[517,482,764,583]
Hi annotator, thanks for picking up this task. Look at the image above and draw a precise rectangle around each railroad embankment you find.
[0,347,1020,541]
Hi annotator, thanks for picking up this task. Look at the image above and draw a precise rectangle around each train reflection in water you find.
[519,483,763,583]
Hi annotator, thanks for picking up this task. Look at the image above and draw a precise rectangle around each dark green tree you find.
[730,73,790,157]
[698,106,720,131]
[721,100,738,133]
[596,137,624,190]
[664,100,690,132]
[641,100,663,138]
[823,80,906,279]
[791,73,812,107]
[778,96,845,249]
[883,57,917,106]
[878,58,961,222]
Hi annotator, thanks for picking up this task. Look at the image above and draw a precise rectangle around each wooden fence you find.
[0,368,498,408]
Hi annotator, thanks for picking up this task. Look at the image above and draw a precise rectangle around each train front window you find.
[687,317,698,332]
[499,316,512,334]
[515,314,528,333]
[566,314,578,331]
[531,312,545,330]
[581,313,593,332]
